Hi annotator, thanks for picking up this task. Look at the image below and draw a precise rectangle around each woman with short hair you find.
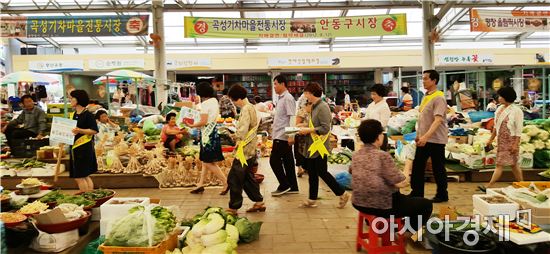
[297,82,350,208]
[481,86,524,190]
[186,81,228,195]
[69,90,98,192]
[225,84,265,214]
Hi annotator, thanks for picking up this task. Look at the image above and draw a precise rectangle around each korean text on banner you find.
[470,9,550,32]
[50,117,78,145]
[184,14,407,39]
[1,15,149,37]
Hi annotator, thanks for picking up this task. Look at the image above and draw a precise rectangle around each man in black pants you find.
[2,95,47,149]
[270,75,299,196]
[410,70,449,203]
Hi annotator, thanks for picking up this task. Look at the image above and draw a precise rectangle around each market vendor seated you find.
[95,110,120,144]
[350,119,433,233]
[1,95,47,149]
[161,112,187,153]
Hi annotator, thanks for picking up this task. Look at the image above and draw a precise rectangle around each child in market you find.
[95,110,120,146]
[225,84,265,215]
[161,112,187,153]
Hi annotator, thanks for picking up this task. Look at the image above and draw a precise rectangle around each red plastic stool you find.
[356,212,406,253]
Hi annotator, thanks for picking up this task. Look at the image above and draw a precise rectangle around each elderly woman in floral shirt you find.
[350,119,432,231]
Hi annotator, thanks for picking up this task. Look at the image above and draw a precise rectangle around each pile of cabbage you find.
[521,122,550,154]
[446,129,493,155]
[170,207,262,254]
[105,205,177,247]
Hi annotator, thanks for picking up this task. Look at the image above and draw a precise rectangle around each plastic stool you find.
[356,212,406,253]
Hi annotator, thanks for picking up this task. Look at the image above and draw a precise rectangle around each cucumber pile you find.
[328,149,353,164]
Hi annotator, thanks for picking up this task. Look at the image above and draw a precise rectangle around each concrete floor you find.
[105,158,510,254]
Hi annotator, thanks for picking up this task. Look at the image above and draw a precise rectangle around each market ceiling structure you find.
[1,0,549,53]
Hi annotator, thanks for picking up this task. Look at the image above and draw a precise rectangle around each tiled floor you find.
[102,158,510,254]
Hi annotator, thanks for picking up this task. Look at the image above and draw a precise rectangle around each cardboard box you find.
[33,207,69,225]
[174,101,194,109]
[449,136,468,144]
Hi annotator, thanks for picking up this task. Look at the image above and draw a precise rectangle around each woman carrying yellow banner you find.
[225,84,265,215]
[297,82,350,209]
[69,90,98,192]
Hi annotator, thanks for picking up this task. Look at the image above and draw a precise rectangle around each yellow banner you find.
[184,14,407,39]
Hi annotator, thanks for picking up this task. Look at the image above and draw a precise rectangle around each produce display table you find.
[37,156,70,173]
[1,172,159,189]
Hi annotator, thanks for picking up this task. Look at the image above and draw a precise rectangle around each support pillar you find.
[513,67,523,102]
[152,0,167,107]
[374,68,383,84]
[422,1,435,71]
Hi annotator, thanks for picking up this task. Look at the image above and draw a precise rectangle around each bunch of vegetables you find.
[173,207,262,254]
[39,190,66,203]
[179,146,200,157]
[446,142,487,155]
[343,117,360,128]
[56,195,95,208]
[0,159,46,170]
[105,205,176,247]
[79,189,114,200]
[328,149,353,164]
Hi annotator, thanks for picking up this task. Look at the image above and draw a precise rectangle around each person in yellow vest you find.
[225,84,265,215]
[297,82,350,208]
[410,70,449,203]
[69,90,98,192]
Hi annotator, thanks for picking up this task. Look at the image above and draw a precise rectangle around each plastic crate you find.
[99,230,178,254]
[468,111,495,123]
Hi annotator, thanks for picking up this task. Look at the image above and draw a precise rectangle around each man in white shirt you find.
[364,84,391,128]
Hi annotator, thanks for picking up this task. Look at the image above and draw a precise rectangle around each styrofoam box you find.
[473,194,519,220]
[100,197,150,220]
[100,218,113,236]
[474,209,550,245]
[486,188,504,195]
[91,207,100,221]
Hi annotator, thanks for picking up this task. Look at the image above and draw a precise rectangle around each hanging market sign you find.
[268,57,340,68]
[470,9,550,32]
[88,59,145,70]
[29,60,84,72]
[0,15,149,37]
[438,54,494,65]
[184,14,407,39]
[166,58,211,70]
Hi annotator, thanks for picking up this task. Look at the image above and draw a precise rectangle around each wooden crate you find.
[99,230,178,254]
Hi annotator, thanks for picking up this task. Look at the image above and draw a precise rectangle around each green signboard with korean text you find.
[184,14,407,39]
[0,15,149,37]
